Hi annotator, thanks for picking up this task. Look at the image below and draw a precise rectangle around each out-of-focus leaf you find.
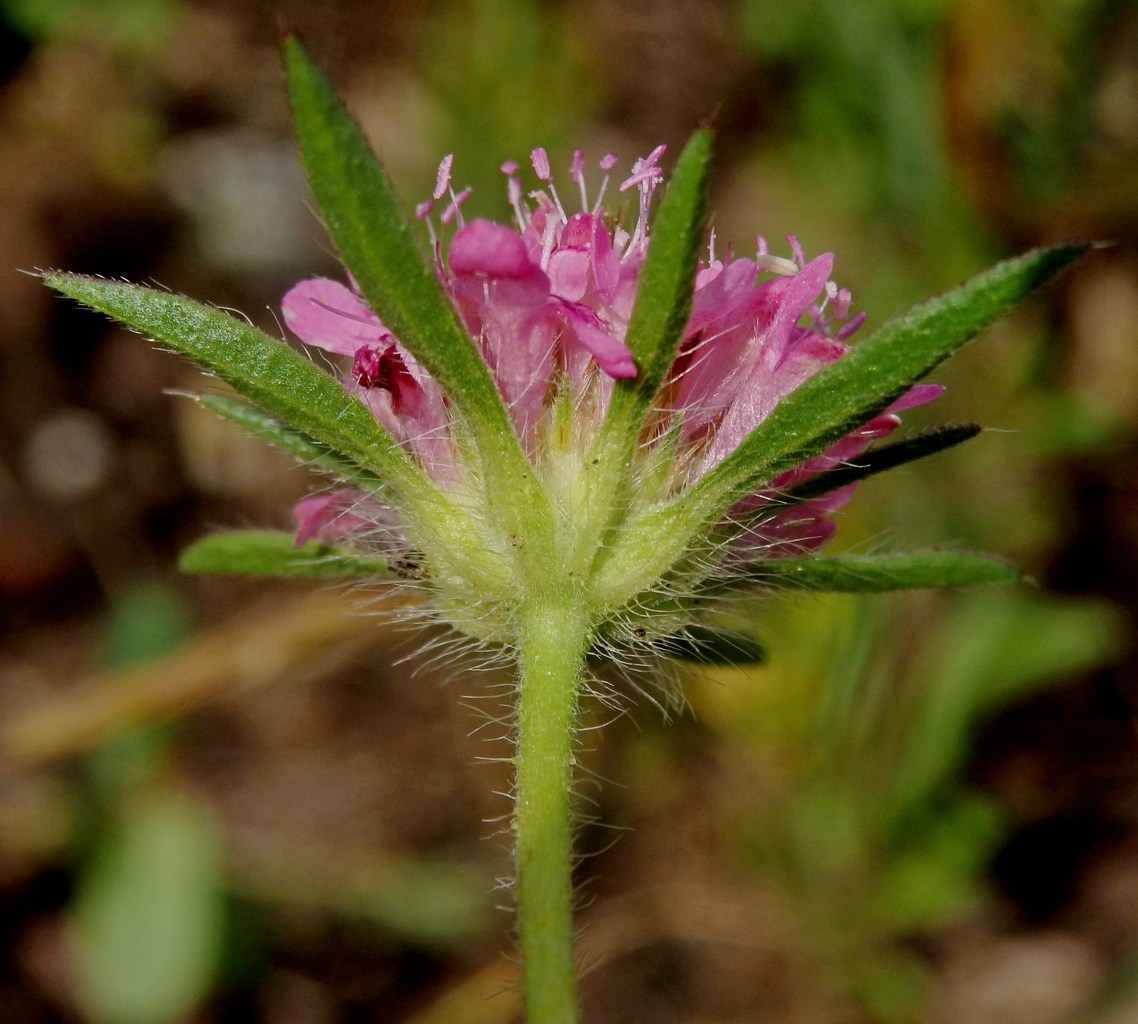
[1,0,176,48]
[874,794,1003,933]
[90,584,192,797]
[72,789,225,1024]
[179,531,390,578]
[890,593,1124,816]
[233,846,489,946]
[738,552,1019,592]
[99,583,191,670]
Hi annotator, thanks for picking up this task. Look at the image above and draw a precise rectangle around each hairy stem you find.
[514,599,591,1024]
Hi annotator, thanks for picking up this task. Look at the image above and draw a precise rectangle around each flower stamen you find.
[570,149,588,212]
[531,146,568,223]
[592,152,618,214]
[502,160,529,230]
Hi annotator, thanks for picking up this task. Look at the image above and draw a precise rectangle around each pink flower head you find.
[282,146,941,556]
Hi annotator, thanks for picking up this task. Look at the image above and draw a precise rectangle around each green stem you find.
[514,599,590,1024]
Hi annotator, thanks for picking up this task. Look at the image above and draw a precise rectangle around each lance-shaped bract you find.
[569,130,713,569]
[784,423,982,503]
[180,531,390,578]
[735,552,1020,592]
[283,37,556,578]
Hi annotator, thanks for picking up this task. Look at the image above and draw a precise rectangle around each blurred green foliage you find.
[69,584,225,1024]
[741,0,952,224]
[421,0,592,219]
[690,588,1121,1020]
[0,0,177,49]
[72,789,225,1024]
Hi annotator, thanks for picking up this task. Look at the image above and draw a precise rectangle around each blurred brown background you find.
[0,1,1138,1022]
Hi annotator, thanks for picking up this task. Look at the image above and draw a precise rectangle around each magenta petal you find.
[687,258,760,335]
[886,383,943,413]
[282,278,387,356]
[701,329,845,471]
[448,231,555,440]
[548,247,591,302]
[449,218,537,278]
[591,215,619,301]
[766,254,834,369]
[292,489,371,547]
[557,302,637,378]
[694,261,724,291]
[560,212,593,248]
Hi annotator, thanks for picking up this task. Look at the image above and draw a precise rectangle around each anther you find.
[502,161,528,229]
[593,153,618,214]
[531,147,567,222]
[530,147,550,181]
[441,186,472,226]
[433,154,454,200]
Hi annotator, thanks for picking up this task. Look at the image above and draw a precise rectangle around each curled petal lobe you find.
[555,300,637,379]
[351,344,425,420]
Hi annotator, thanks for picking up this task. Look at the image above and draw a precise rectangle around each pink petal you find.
[548,247,591,302]
[886,383,943,413]
[449,218,539,279]
[559,211,593,248]
[556,300,637,378]
[448,219,555,439]
[694,261,725,291]
[701,326,844,472]
[766,253,834,369]
[281,278,387,356]
[591,215,619,301]
[292,489,372,547]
